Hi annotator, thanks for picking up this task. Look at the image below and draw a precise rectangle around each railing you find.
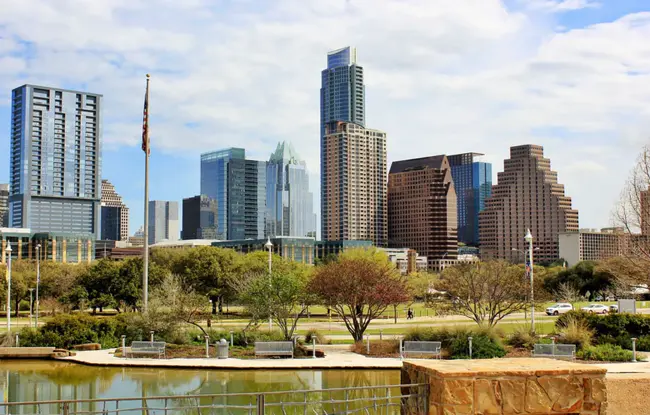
[0,383,428,415]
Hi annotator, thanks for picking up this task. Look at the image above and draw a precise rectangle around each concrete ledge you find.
[0,347,56,358]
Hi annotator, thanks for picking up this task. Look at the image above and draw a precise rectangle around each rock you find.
[525,377,553,413]
[442,379,473,405]
[73,343,101,351]
[474,379,501,414]
[499,379,525,413]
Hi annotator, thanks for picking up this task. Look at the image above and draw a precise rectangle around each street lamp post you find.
[264,237,273,332]
[36,244,41,328]
[5,244,12,336]
[524,229,535,333]
[28,288,34,327]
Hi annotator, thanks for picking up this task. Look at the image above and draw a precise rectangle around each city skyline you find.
[0,1,649,235]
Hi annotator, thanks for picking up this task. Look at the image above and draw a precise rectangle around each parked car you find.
[609,305,619,313]
[581,304,609,314]
[546,303,574,316]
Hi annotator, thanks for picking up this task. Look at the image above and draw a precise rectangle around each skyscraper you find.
[182,195,218,240]
[321,121,387,246]
[148,201,179,244]
[227,159,266,240]
[320,46,365,137]
[266,141,315,238]
[479,145,579,263]
[388,156,458,269]
[641,188,650,236]
[100,179,129,241]
[448,153,492,246]
[0,184,8,227]
[9,85,102,237]
[200,148,245,239]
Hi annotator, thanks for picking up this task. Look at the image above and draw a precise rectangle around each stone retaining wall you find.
[401,358,607,415]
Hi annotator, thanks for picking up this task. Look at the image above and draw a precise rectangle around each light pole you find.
[5,244,12,336]
[36,244,40,328]
[524,229,535,333]
[264,237,273,332]
[28,288,34,327]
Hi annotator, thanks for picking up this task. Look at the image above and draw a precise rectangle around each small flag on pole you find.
[142,74,150,154]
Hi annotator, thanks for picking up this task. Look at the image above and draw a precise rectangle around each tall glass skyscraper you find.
[320,46,365,137]
[227,159,266,240]
[266,141,315,238]
[9,85,102,238]
[200,148,245,239]
[448,153,492,247]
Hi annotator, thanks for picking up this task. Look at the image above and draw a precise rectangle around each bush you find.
[578,344,633,362]
[556,315,594,350]
[636,335,650,351]
[556,311,650,350]
[20,314,119,349]
[304,329,329,345]
[351,340,399,357]
[403,326,506,359]
[506,326,539,349]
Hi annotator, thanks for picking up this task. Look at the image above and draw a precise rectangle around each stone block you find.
[474,379,501,414]
[442,379,473,405]
[537,374,584,412]
[525,377,553,413]
[429,377,444,405]
[441,404,472,415]
[592,378,607,403]
[499,379,525,413]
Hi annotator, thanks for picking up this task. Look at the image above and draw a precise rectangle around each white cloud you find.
[0,0,649,229]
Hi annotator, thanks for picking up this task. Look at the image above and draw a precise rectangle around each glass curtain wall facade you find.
[266,141,315,238]
[182,195,218,240]
[9,85,102,238]
[448,153,492,247]
[200,148,245,240]
[227,159,266,240]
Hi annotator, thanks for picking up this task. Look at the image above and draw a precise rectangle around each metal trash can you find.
[217,339,229,359]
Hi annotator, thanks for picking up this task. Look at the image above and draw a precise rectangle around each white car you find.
[546,303,574,316]
[581,304,609,314]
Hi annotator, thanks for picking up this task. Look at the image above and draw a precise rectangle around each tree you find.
[148,274,210,336]
[556,282,584,307]
[542,261,615,300]
[234,269,312,341]
[309,248,410,341]
[432,261,541,327]
[613,146,650,276]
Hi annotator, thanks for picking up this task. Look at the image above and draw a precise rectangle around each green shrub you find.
[506,326,539,349]
[403,326,506,359]
[20,314,118,349]
[578,344,633,362]
[556,311,650,350]
[636,335,650,351]
[304,329,329,345]
[556,315,594,350]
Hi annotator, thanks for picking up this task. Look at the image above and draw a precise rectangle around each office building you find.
[148,200,179,244]
[559,228,625,267]
[200,148,245,239]
[213,237,315,265]
[314,240,373,262]
[479,145,579,263]
[322,121,387,246]
[642,188,650,235]
[0,184,8,227]
[320,46,364,138]
[100,179,129,241]
[388,156,458,270]
[182,195,218,240]
[1,228,94,264]
[227,159,266,240]
[266,141,315,238]
[8,85,102,238]
[378,248,428,275]
[128,226,145,247]
[448,153,492,246]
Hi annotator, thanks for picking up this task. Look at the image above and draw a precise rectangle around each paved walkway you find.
[61,346,403,369]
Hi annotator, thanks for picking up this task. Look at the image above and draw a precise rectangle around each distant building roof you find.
[389,156,447,174]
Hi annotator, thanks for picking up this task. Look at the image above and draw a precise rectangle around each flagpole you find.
[142,74,150,313]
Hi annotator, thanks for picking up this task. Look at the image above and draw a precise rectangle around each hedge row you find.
[556,311,650,351]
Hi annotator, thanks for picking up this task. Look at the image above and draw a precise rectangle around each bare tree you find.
[556,282,583,308]
[148,274,209,336]
[613,146,650,279]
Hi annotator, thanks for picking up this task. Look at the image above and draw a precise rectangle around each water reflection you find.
[0,361,401,414]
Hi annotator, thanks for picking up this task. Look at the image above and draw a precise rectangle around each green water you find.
[0,361,402,414]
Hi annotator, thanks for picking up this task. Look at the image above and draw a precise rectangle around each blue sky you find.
[1,0,650,236]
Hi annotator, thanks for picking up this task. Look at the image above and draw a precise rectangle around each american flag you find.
[142,75,150,154]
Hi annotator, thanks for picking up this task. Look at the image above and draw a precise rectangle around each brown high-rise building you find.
[321,121,387,246]
[479,145,579,263]
[641,188,650,235]
[101,179,130,241]
[388,156,458,269]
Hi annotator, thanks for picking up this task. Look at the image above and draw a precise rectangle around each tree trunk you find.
[211,299,217,315]
[393,305,397,324]
[218,296,224,314]
[14,298,20,317]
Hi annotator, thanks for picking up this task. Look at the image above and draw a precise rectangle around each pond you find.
[0,361,403,415]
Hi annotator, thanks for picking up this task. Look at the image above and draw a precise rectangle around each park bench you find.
[254,341,294,358]
[128,341,166,358]
[533,343,576,360]
[401,341,442,359]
